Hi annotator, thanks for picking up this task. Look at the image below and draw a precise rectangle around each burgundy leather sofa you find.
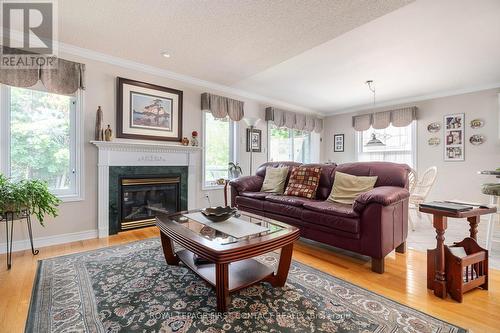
[229,161,411,273]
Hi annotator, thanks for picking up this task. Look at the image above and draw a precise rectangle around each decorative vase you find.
[94,106,103,141]
[104,125,113,141]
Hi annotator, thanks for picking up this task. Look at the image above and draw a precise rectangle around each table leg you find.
[160,233,180,265]
[26,214,39,255]
[5,212,13,270]
[215,263,229,313]
[467,215,479,241]
[432,215,447,298]
[266,243,294,287]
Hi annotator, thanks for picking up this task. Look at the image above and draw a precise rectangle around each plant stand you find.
[1,210,39,269]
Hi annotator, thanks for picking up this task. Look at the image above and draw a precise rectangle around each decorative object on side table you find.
[191,130,199,146]
[428,137,440,146]
[470,118,484,129]
[116,77,183,142]
[201,206,238,222]
[228,162,242,179]
[0,174,60,269]
[94,106,104,141]
[444,113,465,161]
[333,134,344,152]
[469,134,485,145]
[427,122,441,133]
[104,125,113,141]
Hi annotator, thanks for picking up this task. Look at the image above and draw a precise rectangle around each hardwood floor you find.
[1,227,499,332]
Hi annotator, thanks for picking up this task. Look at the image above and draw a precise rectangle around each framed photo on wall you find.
[117,77,183,141]
[246,128,262,152]
[444,113,464,161]
[334,134,344,152]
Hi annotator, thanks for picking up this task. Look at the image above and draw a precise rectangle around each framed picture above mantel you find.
[117,77,183,142]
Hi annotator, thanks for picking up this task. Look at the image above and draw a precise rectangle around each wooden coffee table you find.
[155,210,300,312]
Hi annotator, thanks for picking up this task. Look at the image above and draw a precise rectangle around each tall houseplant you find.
[0,174,60,226]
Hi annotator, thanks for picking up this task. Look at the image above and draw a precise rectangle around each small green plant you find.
[228,162,242,179]
[0,174,61,226]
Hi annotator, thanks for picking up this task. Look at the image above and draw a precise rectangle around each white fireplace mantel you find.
[91,140,201,238]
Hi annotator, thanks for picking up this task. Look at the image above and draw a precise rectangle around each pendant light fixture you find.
[364,80,386,147]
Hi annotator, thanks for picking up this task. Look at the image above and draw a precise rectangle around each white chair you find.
[409,166,438,231]
[482,183,500,251]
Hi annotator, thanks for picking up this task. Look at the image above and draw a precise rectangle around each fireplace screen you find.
[120,176,180,230]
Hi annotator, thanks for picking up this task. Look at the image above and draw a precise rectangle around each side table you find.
[1,210,39,269]
[419,206,496,299]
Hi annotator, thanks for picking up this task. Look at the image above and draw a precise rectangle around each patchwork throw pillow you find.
[261,167,289,194]
[327,171,378,204]
[284,166,321,199]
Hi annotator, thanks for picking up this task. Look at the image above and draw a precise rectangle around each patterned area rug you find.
[26,238,466,333]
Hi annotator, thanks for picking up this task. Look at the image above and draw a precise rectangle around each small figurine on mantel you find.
[181,137,190,146]
[94,106,104,141]
[104,125,113,141]
[191,130,199,147]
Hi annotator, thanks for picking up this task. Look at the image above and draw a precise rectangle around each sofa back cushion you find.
[260,167,289,193]
[327,171,378,204]
[301,163,337,200]
[284,166,322,199]
[334,162,410,188]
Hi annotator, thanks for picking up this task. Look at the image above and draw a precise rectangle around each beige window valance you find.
[201,92,244,121]
[352,106,417,131]
[0,46,85,95]
[265,107,323,133]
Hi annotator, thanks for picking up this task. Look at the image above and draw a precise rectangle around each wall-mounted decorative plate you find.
[470,119,484,129]
[428,137,440,146]
[469,134,485,145]
[427,122,441,133]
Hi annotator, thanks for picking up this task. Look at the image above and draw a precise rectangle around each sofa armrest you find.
[353,186,410,213]
[229,176,263,194]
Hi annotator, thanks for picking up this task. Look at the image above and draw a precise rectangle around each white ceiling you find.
[57,0,500,114]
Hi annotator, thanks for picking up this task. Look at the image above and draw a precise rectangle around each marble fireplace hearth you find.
[92,140,201,238]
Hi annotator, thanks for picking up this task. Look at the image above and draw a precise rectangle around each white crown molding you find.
[0,229,98,254]
[324,82,500,116]
[90,139,202,153]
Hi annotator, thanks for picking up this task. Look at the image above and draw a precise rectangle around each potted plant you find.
[228,162,242,179]
[0,174,61,226]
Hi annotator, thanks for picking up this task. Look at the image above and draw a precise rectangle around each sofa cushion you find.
[261,167,289,193]
[302,201,359,218]
[334,162,410,188]
[302,209,360,234]
[263,201,305,219]
[235,196,265,210]
[284,166,321,199]
[265,195,319,207]
[301,163,336,200]
[240,191,273,200]
[327,171,378,204]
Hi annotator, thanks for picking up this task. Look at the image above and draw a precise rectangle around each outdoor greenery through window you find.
[268,123,311,163]
[356,123,416,167]
[1,85,79,197]
[203,112,234,187]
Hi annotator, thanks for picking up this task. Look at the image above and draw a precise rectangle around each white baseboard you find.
[0,229,98,254]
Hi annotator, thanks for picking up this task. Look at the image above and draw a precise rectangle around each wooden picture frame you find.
[246,128,262,152]
[334,134,344,152]
[443,113,465,161]
[117,77,183,142]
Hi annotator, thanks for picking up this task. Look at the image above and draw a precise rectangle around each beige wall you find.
[1,52,272,243]
[322,88,500,203]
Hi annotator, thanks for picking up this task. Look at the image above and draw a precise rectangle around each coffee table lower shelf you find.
[177,249,275,292]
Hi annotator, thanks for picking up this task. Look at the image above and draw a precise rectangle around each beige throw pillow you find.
[327,171,378,204]
[261,167,289,194]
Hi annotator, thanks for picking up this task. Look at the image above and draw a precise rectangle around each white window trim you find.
[355,121,417,169]
[267,122,312,163]
[201,111,238,190]
[0,85,85,202]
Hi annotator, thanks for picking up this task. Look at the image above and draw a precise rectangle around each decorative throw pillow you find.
[283,166,321,199]
[261,167,289,194]
[327,171,378,204]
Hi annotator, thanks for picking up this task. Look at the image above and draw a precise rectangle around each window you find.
[202,112,236,188]
[268,123,311,163]
[355,122,416,167]
[0,85,83,200]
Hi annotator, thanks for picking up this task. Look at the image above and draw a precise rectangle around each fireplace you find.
[119,176,180,230]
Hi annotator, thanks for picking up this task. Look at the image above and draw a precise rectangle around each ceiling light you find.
[161,52,171,58]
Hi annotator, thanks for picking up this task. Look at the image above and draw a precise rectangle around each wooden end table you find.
[419,206,496,299]
[155,210,300,312]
